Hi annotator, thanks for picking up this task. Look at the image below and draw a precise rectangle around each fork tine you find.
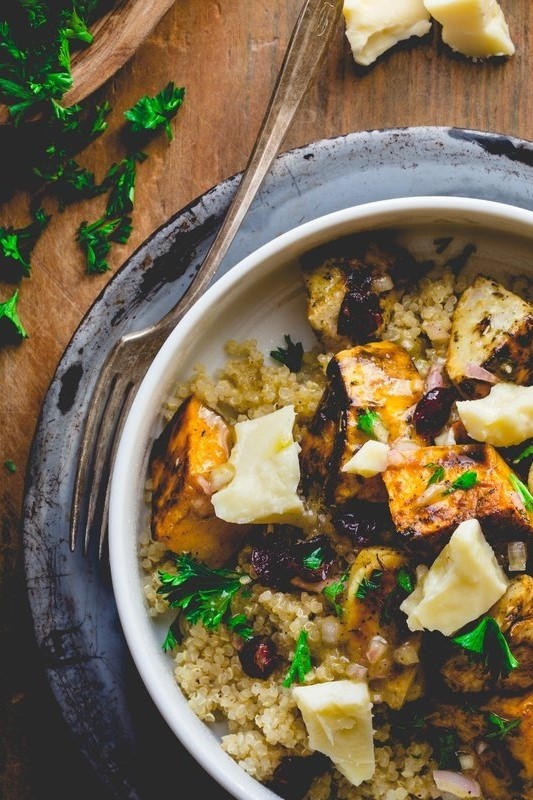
[83,374,134,556]
[69,342,122,552]
[87,379,137,559]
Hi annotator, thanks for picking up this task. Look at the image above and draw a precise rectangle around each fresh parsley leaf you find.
[227,613,254,640]
[433,236,453,254]
[509,473,533,512]
[77,215,132,274]
[20,0,47,28]
[270,334,304,372]
[124,81,185,141]
[162,616,182,652]
[424,462,445,487]
[322,570,348,617]
[485,711,521,740]
[0,289,28,344]
[282,630,312,688]
[355,569,383,600]
[61,8,93,44]
[380,567,415,625]
[513,443,533,464]
[397,566,414,594]
[452,616,519,679]
[302,547,325,571]
[357,409,381,438]
[4,459,16,473]
[103,151,147,218]
[435,731,461,770]
[157,554,249,632]
[442,469,478,496]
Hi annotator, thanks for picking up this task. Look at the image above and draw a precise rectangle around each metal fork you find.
[70,0,344,557]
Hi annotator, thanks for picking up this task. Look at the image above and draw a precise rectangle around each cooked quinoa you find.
[141,256,533,800]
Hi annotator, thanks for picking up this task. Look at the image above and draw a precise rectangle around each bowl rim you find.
[108,194,533,800]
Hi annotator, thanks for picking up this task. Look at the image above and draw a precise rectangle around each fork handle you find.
[127,0,344,349]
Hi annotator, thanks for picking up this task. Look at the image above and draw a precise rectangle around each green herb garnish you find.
[513,443,533,464]
[0,289,28,343]
[302,547,325,571]
[124,81,185,141]
[355,569,383,600]
[322,570,349,617]
[162,616,182,652]
[509,473,533,512]
[424,462,445,488]
[270,334,304,372]
[485,711,521,740]
[451,616,519,679]
[77,215,132,274]
[435,731,461,770]
[442,469,478,496]
[282,630,312,688]
[357,409,381,438]
[380,567,415,625]
[4,459,16,473]
[157,554,250,632]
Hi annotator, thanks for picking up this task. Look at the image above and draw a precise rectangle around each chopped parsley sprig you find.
[0,289,28,344]
[355,569,383,600]
[270,334,304,373]
[509,473,533,512]
[124,81,185,141]
[424,462,445,488]
[442,469,478,496]
[485,711,521,740]
[157,554,251,633]
[451,615,519,680]
[282,630,312,687]
[322,570,349,617]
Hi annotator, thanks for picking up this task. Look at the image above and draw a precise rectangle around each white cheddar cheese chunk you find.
[211,405,304,524]
[343,0,431,67]
[400,518,508,636]
[456,383,533,448]
[292,680,375,787]
[342,440,390,477]
[424,0,515,58]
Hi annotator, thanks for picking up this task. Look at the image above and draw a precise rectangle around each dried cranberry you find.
[251,529,335,589]
[413,386,456,438]
[332,501,392,547]
[265,753,330,800]
[337,269,382,341]
[238,636,279,679]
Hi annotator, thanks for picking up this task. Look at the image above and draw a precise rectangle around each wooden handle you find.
[0,0,177,124]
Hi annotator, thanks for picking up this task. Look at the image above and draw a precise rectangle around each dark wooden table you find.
[0,1,530,797]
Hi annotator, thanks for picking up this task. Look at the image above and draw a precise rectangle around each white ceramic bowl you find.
[108,195,533,800]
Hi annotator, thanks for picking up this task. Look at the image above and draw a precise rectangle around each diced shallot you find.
[372,274,394,293]
[508,541,527,572]
[425,359,446,391]
[393,642,420,665]
[366,635,388,664]
[415,482,446,508]
[458,754,476,772]
[346,662,368,681]
[432,770,481,798]
[464,362,498,383]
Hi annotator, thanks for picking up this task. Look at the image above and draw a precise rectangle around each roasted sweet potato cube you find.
[382,443,533,547]
[149,394,249,568]
[446,275,533,399]
[344,546,424,709]
[300,341,424,506]
[300,234,421,352]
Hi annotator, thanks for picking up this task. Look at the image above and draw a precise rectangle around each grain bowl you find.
[109,196,533,800]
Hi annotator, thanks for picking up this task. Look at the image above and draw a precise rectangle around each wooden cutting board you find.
[0,0,177,123]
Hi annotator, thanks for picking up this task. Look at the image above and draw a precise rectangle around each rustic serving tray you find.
[0,0,176,124]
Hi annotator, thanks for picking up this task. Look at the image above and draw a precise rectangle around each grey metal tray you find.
[22,126,533,799]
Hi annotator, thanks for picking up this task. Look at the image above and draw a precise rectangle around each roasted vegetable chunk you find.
[446,275,533,399]
[382,443,533,547]
[427,701,525,800]
[149,394,249,568]
[300,235,420,352]
[344,547,424,709]
[442,575,533,694]
[300,341,424,506]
